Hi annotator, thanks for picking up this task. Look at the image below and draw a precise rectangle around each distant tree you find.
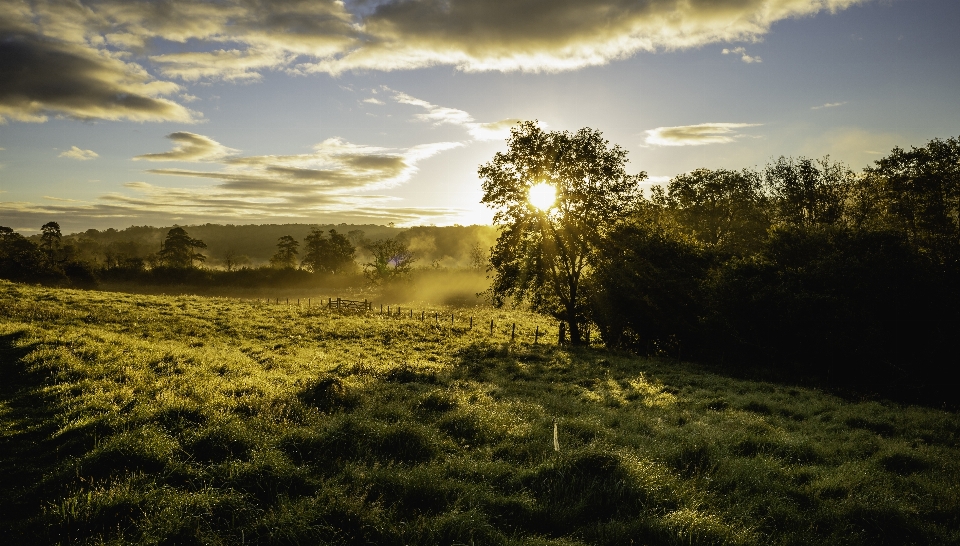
[40,221,63,262]
[478,121,645,344]
[158,227,207,268]
[469,242,488,272]
[222,248,250,271]
[0,226,65,283]
[270,235,299,269]
[301,229,356,273]
[364,238,415,283]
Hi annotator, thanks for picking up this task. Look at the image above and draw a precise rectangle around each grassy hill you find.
[1,280,958,545]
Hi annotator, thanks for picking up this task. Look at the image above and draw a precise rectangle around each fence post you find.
[337,297,341,310]
[490,319,494,335]
[535,325,539,344]
[451,312,454,324]
[511,323,516,341]
[421,310,424,321]
[470,316,473,329]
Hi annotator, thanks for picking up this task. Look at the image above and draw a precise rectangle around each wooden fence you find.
[327,297,372,311]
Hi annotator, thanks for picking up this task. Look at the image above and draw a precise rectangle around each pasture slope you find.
[0,280,958,545]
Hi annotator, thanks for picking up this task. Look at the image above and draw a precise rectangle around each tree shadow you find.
[0,330,76,538]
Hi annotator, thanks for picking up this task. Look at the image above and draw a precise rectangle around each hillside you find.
[1,281,958,545]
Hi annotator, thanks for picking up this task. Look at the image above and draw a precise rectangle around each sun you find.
[528,183,557,210]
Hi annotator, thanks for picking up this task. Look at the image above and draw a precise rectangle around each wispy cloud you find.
[722,47,762,63]
[811,101,847,110]
[1,0,863,123]
[1,132,468,228]
[134,132,238,162]
[645,123,762,146]
[390,89,521,141]
[363,97,385,105]
[59,146,99,160]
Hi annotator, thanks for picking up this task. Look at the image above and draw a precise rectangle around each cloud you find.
[134,132,239,162]
[0,133,467,228]
[0,29,197,123]
[390,89,521,141]
[150,49,295,82]
[645,123,762,146]
[722,46,761,63]
[59,146,99,160]
[2,0,864,121]
[811,101,847,110]
[363,97,385,105]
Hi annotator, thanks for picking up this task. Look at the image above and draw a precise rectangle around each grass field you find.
[1,280,958,545]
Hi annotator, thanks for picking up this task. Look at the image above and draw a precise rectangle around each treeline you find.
[0,222,494,290]
[591,137,960,404]
[51,223,495,270]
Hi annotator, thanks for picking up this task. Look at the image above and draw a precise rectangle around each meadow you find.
[1,280,958,545]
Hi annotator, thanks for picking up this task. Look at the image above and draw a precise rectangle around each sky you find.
[1,0,959,234]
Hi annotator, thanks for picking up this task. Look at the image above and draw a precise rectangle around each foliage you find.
[651,169,768,256]
[2,281,959,545]
[157,227,207,268]
[764,156,854,228]
[301,228,356,274]
[364,238,415,284]
[270,235,300,269]
[589,135,960,403]
[860,136,960,261]
[479,121,645,344]
[0,226,96,287]
[592,219,711,354]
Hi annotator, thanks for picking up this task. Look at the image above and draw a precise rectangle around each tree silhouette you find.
[479,121,644,344]
[158,227,207,268]
[363,238,414,284]
[270,235,299,269]
[301,228,356,273]
[40,221,63,263]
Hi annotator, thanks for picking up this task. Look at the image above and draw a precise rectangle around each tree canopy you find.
[479,121,645,344]
[158,227,207,268]
[301,228,356,274]
[270,235,300,269]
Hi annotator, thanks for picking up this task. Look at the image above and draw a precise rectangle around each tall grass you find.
[1,280,958,545]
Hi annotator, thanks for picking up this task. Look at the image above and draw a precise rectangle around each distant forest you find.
[49,223,497,271]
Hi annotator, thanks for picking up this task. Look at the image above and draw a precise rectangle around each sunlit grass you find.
[1,280,958,545]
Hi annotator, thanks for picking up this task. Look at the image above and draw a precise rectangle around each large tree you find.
[479,121,645,344]
[301,228,356,274]
[158,227,207,268]
[363,238,415,284]
[270,235,300,269]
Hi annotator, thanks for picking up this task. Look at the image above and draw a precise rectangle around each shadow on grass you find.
[0,330,66,538]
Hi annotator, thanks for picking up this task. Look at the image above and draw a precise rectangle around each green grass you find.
[1,280,958,545]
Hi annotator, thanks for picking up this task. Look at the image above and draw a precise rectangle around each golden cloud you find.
[645,123,762,146]
[1,0,866,122]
